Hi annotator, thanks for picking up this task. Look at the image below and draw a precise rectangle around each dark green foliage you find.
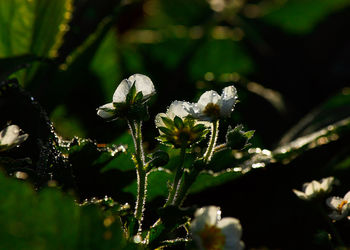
[1,0,350,249]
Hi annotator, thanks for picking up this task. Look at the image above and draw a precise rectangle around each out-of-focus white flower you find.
[190,206,244,250]
[0,125,28,152]
[97,74,155,119]
[326,191,350,221]
[292,177,335,201]
[155,101,208,148]
[189,86,237,121]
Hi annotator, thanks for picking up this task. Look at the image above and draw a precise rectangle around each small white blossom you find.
[155,101,193,128]
[0,125,28,152]
[189,86,237,121]
[97,74,155,119]
[190,206,244,250]
[155,101,209,147]
[326,191,350,221]
[292,177,335,201]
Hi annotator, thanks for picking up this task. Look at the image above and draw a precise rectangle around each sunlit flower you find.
[326,191,350,221]
[190,206,244,250]
[97,74,155,119]
[0,125,28,152]
[189,86,237,121]
[155,101,208,148]
[292,177,335,201]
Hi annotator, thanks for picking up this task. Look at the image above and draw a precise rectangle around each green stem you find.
[172,121,220,207]
[165,146,186,207]
[128,120,147,232]
[203,120,219,164]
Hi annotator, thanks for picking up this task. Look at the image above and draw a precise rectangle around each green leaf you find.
[0,171,133,249]
[0,55,44,81]
[123,168,172,202]
[189,169,242,194]
[262,0,350,34]
[189,39,254,80]
[0,0,72,58]
[90,28,121,101]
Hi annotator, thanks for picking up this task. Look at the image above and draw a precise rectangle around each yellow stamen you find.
[337,200,348,213]
[203,103,221,118]
[198,224,226,250]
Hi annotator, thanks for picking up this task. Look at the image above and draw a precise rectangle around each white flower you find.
[0,125,28,152]
[97,74,155,119]
[326,191,350,221]
[190,206,244,250]
[189,86,237,121]
[155,101,193,128]
[292,177,335,201]
[155,101,209,147]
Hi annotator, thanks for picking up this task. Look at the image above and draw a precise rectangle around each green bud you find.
[226,125,254,150]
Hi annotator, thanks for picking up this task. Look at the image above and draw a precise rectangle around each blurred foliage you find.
[1,0,350,249]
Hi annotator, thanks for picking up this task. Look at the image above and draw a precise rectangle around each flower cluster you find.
[0,124,28,152]
[97,74,244,247]
[190,206,244,250]
[155,86,238,147]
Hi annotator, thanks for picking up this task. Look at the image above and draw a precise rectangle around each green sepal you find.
[126,81,137,104]
[134,91,144,103]
[159,127,174,136]
[192,124,206,133]
[174,116,184,130]
[161,116,175,129]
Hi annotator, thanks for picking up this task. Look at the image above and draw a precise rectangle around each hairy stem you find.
[164,146,186,207]
[172,121,220,207]
[203,120,219,163]
[128,120,147,232]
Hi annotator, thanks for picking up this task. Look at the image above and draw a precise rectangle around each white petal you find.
[97,103,115,119]
[128,74,155,99]
[328,210,348,221]
[344,191,350,202]
[191,206,221,233]
[0,125,20,145]
[113,79,131,103]
[167,101,191,119]
[320,176,334,192]
[197,90,221,110]
[304,180,321,196]
[13,134,29,145]
[326,196,343,210]
[155,113,166,129]
[217,217,243,250]
[220,86,237,117]
[292,189,309,200]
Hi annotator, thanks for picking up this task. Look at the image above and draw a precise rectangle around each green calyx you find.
[157,116,208,148]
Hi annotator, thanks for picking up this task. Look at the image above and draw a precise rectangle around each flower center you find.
[203,103,221,118]
[337,200,348,213]
[198,224,226,250]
